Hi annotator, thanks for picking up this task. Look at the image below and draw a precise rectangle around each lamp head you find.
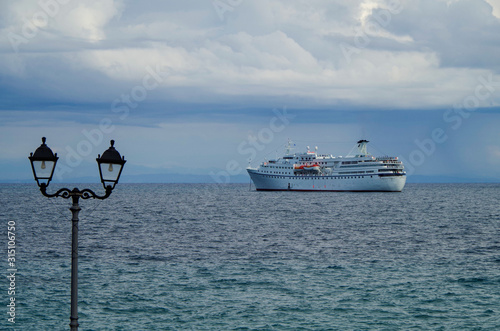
[29,137,59,187]
[96,140,126,190]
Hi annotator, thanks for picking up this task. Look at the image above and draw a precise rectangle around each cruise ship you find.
[247,140,406,192]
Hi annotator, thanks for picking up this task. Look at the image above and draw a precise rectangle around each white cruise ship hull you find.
[248,169,406,192]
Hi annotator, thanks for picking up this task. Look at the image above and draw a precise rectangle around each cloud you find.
[1,0,499,111]
[55,0,122,42]
[2,0,122,43]
[485,0,500,18]
[384,0,500,70]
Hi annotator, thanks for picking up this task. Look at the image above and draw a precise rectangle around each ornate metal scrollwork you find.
[39,184,112,200]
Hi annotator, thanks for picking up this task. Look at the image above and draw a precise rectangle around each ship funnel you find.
[357,140,369,156]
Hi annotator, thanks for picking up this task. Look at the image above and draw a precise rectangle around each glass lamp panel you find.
[100,162,122,181]
[32,160,55,179]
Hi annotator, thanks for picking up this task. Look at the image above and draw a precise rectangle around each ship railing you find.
[376,156,399,161]
[383,164,403,168]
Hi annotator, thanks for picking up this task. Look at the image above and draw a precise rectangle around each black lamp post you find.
[29,137,126,331]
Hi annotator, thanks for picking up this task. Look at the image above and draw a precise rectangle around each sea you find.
[1,183,499,330]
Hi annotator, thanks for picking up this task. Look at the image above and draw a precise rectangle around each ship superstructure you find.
[247,140,406,192]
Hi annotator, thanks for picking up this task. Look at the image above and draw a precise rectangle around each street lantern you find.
[29,137,126,331]
[96,140,126,190]
[29,137,59,187]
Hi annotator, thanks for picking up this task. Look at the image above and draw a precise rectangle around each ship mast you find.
[285,138,294,156]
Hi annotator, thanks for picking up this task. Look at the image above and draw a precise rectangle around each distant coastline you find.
[1,174,498,184]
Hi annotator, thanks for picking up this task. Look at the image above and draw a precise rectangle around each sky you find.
[1,0,500,183]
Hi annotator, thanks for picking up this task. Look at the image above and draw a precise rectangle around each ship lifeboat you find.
[293,163,320,172]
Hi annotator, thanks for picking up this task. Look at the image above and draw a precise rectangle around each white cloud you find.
[55,0,122,42]
[385,0,500,69]
[1,0,499,109]
[485,0,500,18]
[1,0,122,45]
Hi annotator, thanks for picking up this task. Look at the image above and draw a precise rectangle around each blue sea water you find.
[1,183,500,330]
